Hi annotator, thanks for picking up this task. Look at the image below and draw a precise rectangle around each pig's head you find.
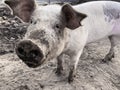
[5,0,87,68]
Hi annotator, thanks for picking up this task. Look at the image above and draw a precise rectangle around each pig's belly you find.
[85,19,114,44]
[86,19,120,44]
[112,19,120,35]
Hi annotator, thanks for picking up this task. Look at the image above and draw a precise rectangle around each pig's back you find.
[73,1,120,43]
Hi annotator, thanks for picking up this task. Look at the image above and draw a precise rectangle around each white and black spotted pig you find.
[4,0,120,83]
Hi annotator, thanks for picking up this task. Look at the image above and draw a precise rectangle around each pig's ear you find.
[62,4,87,30]
[4,0,36,22]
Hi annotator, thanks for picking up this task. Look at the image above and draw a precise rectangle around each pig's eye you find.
[30,19,33,24]
[55,24,61,29]
[30,19,37,24]
[33,21,37,24]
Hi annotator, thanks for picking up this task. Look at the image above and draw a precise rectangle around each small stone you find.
[2,16,7,20]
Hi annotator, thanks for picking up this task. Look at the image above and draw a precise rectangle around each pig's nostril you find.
[17,47,24,55]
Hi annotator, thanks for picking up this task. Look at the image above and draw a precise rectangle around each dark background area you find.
[36,0,119,4]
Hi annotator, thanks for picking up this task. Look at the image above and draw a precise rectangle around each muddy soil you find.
[0,2,120,90]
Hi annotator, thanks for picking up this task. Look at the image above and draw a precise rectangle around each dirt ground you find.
[0,2,120,90]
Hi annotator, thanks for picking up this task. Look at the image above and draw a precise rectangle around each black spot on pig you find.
[29,30,49,48]
[103,3,120,22]
[29,30,45,39]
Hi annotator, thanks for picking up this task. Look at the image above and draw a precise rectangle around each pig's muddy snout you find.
[15,40,44,68]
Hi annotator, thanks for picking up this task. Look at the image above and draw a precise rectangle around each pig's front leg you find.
[56,53,64,75]
[68,49,84,83]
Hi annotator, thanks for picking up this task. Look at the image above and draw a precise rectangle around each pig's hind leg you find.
[102,35,116,63]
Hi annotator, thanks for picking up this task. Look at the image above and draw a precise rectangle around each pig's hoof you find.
[68,77,73,83]
[68,72,75,83]
[102,53,114,63]
[68,75,75,83]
